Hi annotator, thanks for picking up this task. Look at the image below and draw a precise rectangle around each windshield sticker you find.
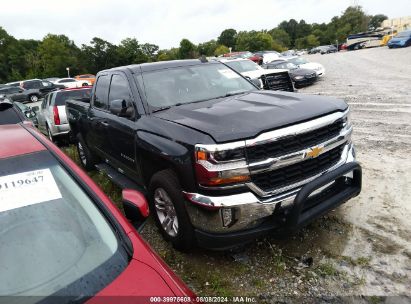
[218,69,240,79]
[0,169,62,213]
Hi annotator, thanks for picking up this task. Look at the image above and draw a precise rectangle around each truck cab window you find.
[109,74,135,119]
[93,75,110,110]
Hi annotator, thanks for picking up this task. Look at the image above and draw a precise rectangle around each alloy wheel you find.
[154,188,179,237]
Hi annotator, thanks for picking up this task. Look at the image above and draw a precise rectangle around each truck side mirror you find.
[110,99,135,119]
[122,189,149,224]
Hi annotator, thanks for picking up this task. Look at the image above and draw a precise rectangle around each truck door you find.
[105,73,141,182]
[87,74,112,158]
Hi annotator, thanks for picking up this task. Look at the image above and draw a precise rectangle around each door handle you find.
[100,121,109,127]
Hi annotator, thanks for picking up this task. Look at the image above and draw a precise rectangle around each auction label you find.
[0,168,62,212]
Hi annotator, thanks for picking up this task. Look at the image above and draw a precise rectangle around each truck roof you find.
[101,59,220,74]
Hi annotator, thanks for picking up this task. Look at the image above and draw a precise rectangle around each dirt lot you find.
[64,47,411,303]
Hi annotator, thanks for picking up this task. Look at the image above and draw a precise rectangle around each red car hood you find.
[88,232,196,304]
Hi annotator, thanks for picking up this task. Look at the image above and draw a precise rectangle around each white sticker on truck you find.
[218,69,240,79]
[0,168,62,213]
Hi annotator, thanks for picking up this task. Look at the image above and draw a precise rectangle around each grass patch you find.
[316,262,339,277]
[62,145,122,207]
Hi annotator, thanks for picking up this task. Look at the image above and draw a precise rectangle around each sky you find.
[0,0,410,49]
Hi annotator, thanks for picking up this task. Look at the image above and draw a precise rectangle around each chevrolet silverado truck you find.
[66,59,362,250]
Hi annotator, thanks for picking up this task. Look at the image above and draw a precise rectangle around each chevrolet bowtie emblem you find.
[306,146,324,158]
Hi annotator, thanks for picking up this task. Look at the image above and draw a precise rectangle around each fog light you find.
[221,208,234,227]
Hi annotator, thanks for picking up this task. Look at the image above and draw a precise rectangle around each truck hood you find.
[241,68,288,79]
[153,90,348,143]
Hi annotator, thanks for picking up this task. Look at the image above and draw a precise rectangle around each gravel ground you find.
[139,47,411,303]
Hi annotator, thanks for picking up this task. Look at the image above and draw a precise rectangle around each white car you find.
[218,58,294,92]
[53,78,91,88]
[284,56,325,77]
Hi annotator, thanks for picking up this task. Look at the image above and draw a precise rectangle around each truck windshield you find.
[137,63,256,110]
[0,151,128,300]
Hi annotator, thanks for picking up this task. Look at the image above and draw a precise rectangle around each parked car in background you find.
[219,58,294,91]
[13,101,38,127]
[281,50,297,57]
[321,45,338,54]
[223,51,253,59]
[75,74,97,85]
[284,56,325,77]
[388,30,411,48]
[0,99,34,126]
[0,86,26,102]
[263,59,318,88]
[37,87,92,142]
[0,123,196,302]
[44,77,60,82]
[1,80,61,103]
[67,59,361,250]
[53,77,91,88]
[254,51,281,64]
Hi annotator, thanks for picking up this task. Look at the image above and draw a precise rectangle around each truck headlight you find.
[343,108,352,128]
[195,144,250,187]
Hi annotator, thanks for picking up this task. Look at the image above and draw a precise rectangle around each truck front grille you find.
[261,72,294,92]
[246,118,344,163]
[250,145,344,192]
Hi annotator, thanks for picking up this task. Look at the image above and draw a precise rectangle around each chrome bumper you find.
[184,143,356,234]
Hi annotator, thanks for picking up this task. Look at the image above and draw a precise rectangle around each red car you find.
[0,124,196,303]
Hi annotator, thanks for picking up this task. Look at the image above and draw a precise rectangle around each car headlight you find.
[294,75,304,80]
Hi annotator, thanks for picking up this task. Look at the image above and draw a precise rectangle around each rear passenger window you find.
[109,75,131,103]
[93,75,110,110]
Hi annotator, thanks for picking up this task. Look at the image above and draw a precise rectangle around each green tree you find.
[178,39,197,59]
[236,31,274,52]
[217,29,237,49]
[268,28,291,49]
[117,38,147,65]
[80,37,118,73]
[198,40,218,56]
[141,43,159,61]
[214,45,229,56]
[37,34,80,78]
[369,14,388,29]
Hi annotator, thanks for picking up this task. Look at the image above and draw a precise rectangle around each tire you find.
[29,94,39,102]
[76,133,99,171]
[148,169,195,250]
[82,83,88,87]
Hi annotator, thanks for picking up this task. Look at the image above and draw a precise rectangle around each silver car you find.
[37,87,92,141]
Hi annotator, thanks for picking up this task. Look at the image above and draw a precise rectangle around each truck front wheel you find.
[149,169,195,250]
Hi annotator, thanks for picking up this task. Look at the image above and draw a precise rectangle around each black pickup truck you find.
[66,59,362,250]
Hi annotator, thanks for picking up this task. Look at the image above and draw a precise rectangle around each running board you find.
[95,163,146,194]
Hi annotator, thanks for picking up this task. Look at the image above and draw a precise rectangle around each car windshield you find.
[136,63,255,110]
[55,88,92,106]
[225,60,260,73]
[289,57,309,65]
[396,31,411,38]
[0,151,128,299]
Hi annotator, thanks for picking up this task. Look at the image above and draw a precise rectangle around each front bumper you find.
[184,144,361,250]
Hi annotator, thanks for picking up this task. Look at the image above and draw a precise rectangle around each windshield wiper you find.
[223,90,250,97]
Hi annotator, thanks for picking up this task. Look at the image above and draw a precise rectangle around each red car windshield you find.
[0,151,128,300]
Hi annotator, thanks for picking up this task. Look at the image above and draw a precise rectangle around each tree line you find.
[0,6,387,83]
